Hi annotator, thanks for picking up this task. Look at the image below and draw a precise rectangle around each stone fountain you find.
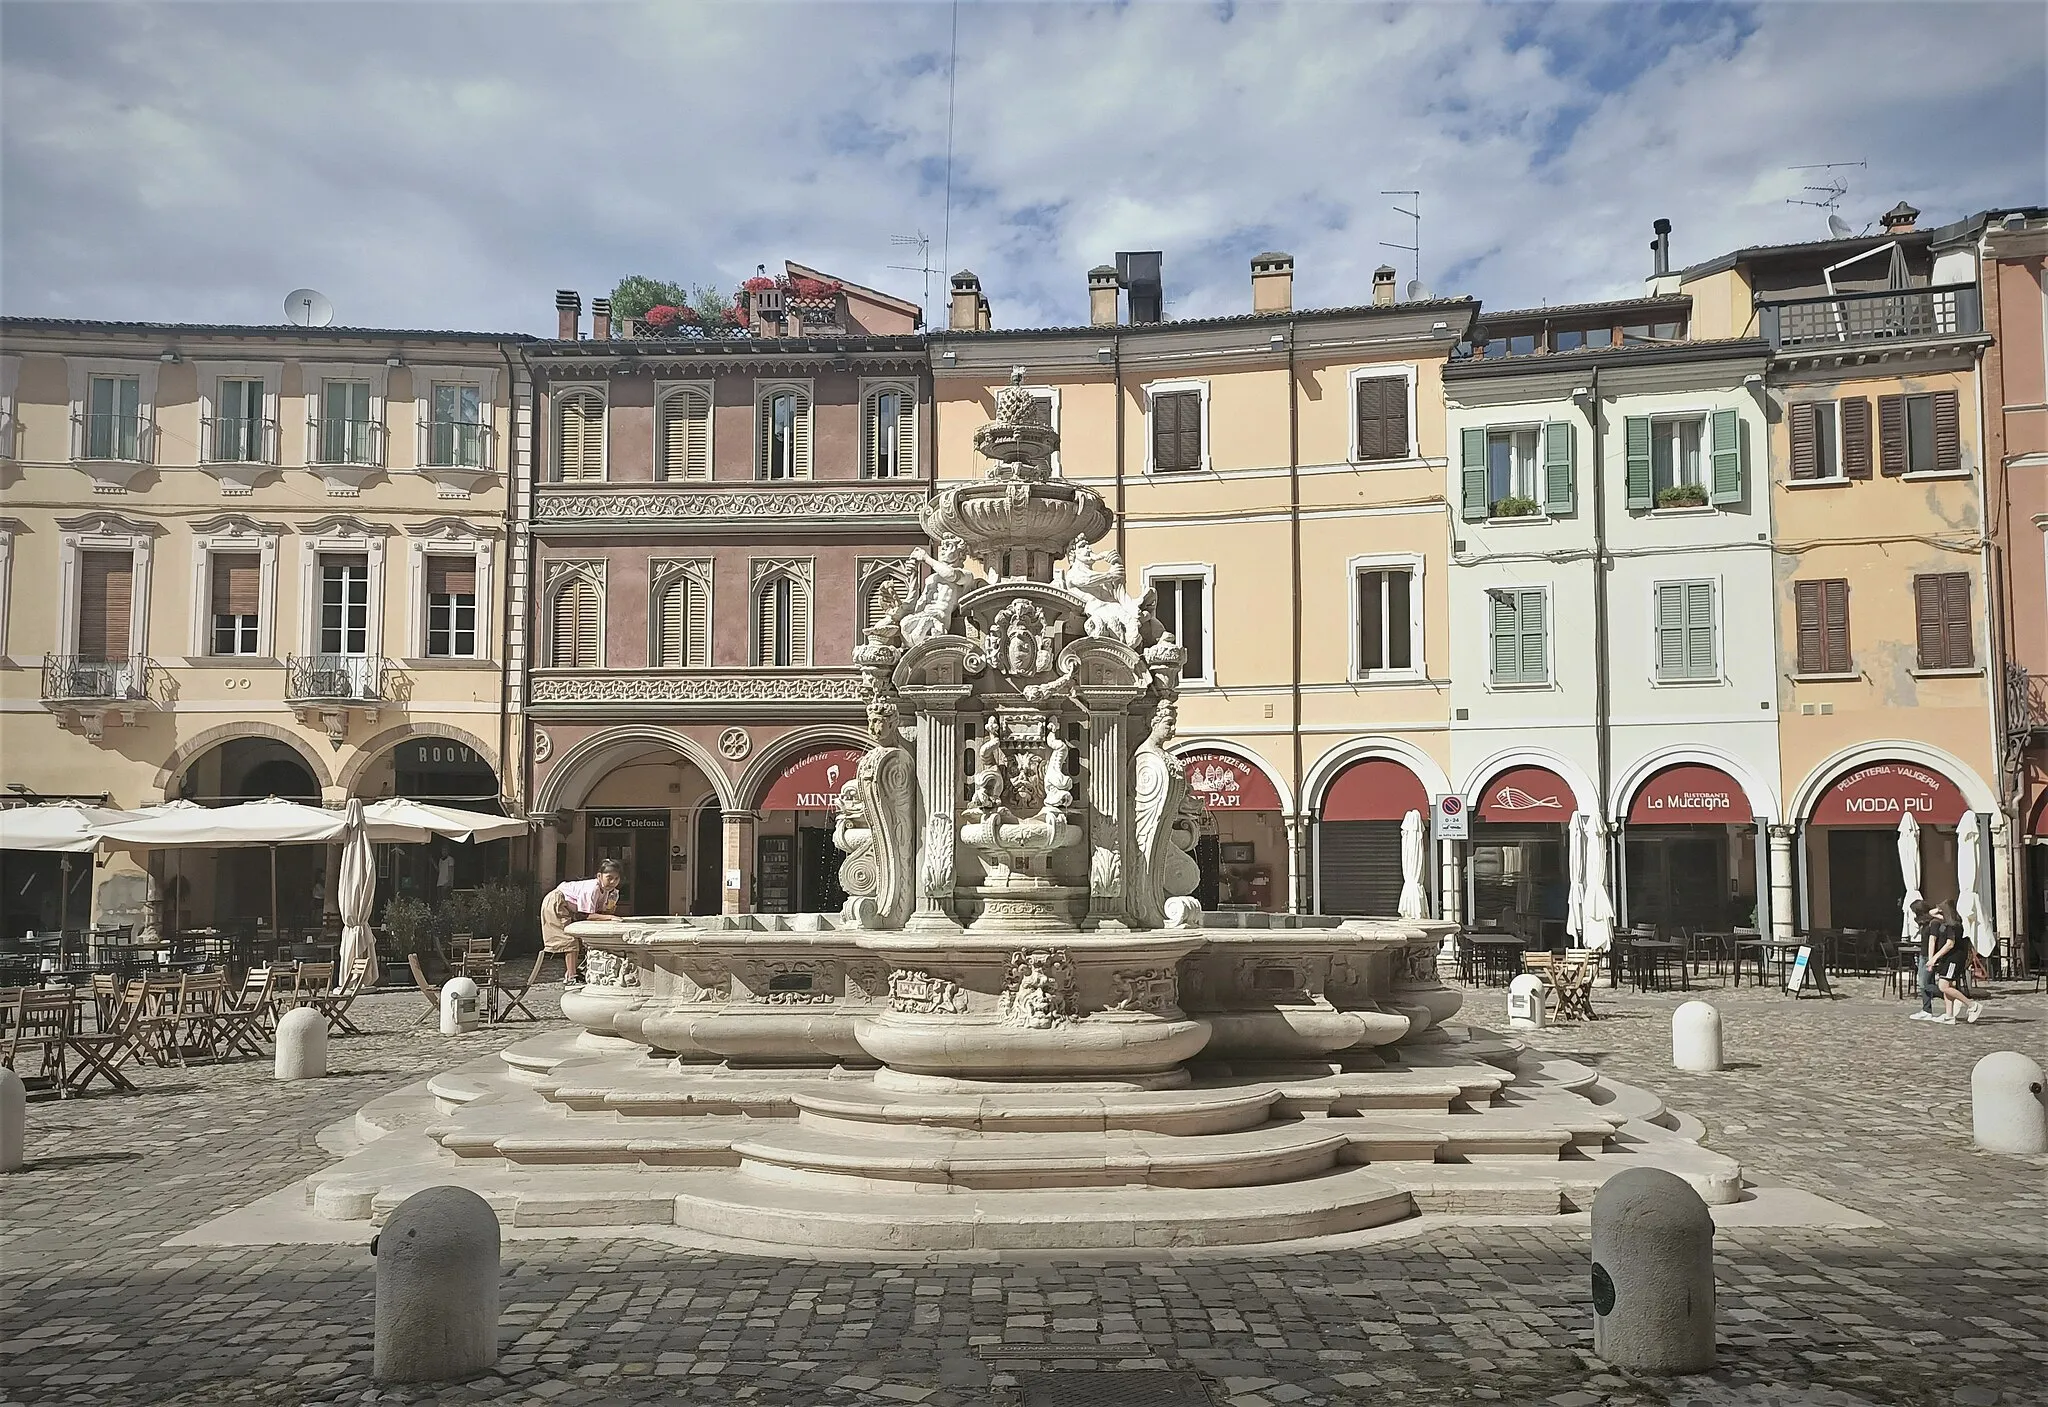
[295,372,1745,1251]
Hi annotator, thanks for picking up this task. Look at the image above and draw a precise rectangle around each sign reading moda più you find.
[1810,761,1968,827]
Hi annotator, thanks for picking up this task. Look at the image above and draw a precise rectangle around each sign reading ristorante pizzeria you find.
[1627,764,1753,825]
[1810,761,1967,827]
[1181,752,1283,811]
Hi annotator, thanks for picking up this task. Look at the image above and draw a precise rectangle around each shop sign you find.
[403,741,484,769]
[759,749,866,812]
[1433,794,1469,840]
[1627,764,1753,825]
[589,812,667,830]
[1182,751,1283,811]
[1810,762,1966,827]
[1475,766,1574,824]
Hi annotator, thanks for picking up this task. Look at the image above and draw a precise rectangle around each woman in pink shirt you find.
[539,859,620,984]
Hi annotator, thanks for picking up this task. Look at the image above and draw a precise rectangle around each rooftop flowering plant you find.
[741,275,777,293]
[785,276,842,301]
[643,304,680,328]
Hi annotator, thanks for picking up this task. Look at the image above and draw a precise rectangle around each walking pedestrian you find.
[1926,904,1983,1026]
[1907,899,1941,1022]
[539,859,621,986]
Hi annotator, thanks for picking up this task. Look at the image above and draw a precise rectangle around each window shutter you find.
[1460,427,1489,521]
[791,391,812,479]
[895,394,916,478]
[1382,379,1408,461]
[1654,584,1686,678]
[1153,391,1200,471]
[655,573,706,668]
[212,552,261,616]
[1624,416,1653,508]
[1490,591,1520,681]
[1517,589,1546,681]
[1932,390,1961,475]
[1939,571,1973,668]
[1789,402,1818,481]
[1709,408,1741,504]
[1356,378,1382,460]
[557,392,603,482]
[757,395,774,480]
[551,579,586,667]
[660,389,709,481]
[1878,395,1907,476]
[686,575,709,667]
[1822,578,1851,674]
[1912,575,1945,669]
[78,551,133,661]
[1840,398,1873,479]
[756,580,780,666]
[1542,420,1575,515]
[1685,581,1716,678]
[1793,581,1825,675]
[426,557,475,598]
[790,577,811,665]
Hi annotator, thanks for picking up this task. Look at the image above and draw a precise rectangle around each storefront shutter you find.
[1931,390,1961,475]
[1840,397,1873,479]
[1317,820,1404,917]
[212,552,261,616]
[1788,402,1818,481]
[1877,395,1907,476]
[78,550,133,661]
[659,388,710,480]
[1708,408,1741,504]
[1624,416,1653,508]
[1542,420,1574,514]
[1460,426,1488,521]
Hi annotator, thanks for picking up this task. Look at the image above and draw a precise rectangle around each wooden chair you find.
[132,975,190,1067]
[170,972,232,1065]
[1552,952,1598,1022]
[296,962,335,996]
[210,970,272,1059]
[64,983,142,1094]
[313,959,370,1036]
[407,955,444,1027]
[491,949,547,1023]
[2,990,74,1093]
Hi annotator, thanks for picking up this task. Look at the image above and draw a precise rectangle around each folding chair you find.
[132,974,189,1067]
[1552,952,1598,1022]
[313,958,370,1036]
[2,990,74,1094]
[408,955,444,1028]
[491,949,547,1023]
[65,984,141,1095]
[211,970,272,1059]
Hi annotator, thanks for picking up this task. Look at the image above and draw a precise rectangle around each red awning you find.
[1627,763,1754,825]
[1810,761,1967,827]
[1183,751,1283,811]
[758,748,867,811]
[1475,765,1574,824]
[1321,758,1428,822]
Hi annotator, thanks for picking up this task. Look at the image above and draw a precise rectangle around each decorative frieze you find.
[529,670,863,705]
[536,487,926,524]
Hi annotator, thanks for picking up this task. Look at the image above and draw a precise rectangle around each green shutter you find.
[1490,591,1521,681]
[1655,584,1686,678]
[1709,407,1742,504]
[1625,416,1653,509]
[1542,421,1575,516]
[1517,589,1546,681]
[1461,427,1488,522]
[1685,581,1716,678]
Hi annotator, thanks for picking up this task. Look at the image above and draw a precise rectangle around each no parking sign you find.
[1433,794,1469,840]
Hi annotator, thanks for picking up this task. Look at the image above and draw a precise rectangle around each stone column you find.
[721,809,757,915]
[1087,708,1131,928]
[910,707,960,929]
[1284,814,1310,915]
[1439,837,1463,928]
[1768,825,1796,943]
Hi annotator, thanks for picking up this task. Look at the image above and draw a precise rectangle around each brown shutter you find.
[1788,402,1818,481]
[1878,395,1907,476]
[1355,378,1383,461]
[1154,391,1200,470]
[211,553,260,616]
[78,551,133,661]
[1793,580,1824,674]
[1913,575,1945,669]
[1822,578,1851,674]
[1932,390,1961,475]
[1939,571,1973,668]
[426,557,476,597]
[1840,398,1873,479]
[1383,378,1408,460]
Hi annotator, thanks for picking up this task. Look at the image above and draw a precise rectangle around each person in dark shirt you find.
[1926,905,1982,1026]
[1907,899,1941,1022]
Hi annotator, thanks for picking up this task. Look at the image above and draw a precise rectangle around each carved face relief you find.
[998,947,1076,1029]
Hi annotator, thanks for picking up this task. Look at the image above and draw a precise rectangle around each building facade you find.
[0,318,529,938]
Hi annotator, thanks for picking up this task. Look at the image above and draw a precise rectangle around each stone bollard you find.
[1591,1166,1716,1375]
[274,1006,328,1080]
[1,1068,24,1173]
[1507,973,1546,1031]
[372,1186,500,1383]
[441,976,480,1036]
[1671,1000,1722,1073]
[1971,1051,2048,1155]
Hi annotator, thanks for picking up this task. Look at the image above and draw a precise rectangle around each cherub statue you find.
[897,535,973,647]
[970,728,1008,812]
[1059,535,1153,647]
[1043,732,1076,813]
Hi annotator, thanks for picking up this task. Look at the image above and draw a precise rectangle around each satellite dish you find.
[1827,214,1853,239]
[1406,279,1435,302]
[284,288,334,327]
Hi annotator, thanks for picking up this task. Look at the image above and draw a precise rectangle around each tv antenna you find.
[889,232,936,325]
[284,288,333,327]
[1380,190,1421,288]
[1786,160,1864,213]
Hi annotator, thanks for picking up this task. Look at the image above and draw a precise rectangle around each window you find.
[1879,390,1962,476]
[1653,581,1717,682]
[213,378,266,462]
[77,550,133,662]
[658,386,711,481]
[1912,571,1975,670]
[1150,389,1202,472]
[429,382,483,468]
[651,561,711,668]
[1150,574,1208,681]
[319,555,370,656]
[548,572,601,669]
[425,557,477,658]
[753,569,812,667]
[1650,418,1703,494]
[1355,565,1416,676]
[1488,587,1547,686]
[210,552,261,656]
[1488,428,1541,506]
[1793,579,1852,675]
[85,375,142,460]
[1789,401,1843,481]
[319,380,376,465]
[757,387,812,480]
[1460,422,1574,519]
[1353,374,1411,461]
[1625,410,1741,507]
[1622,322,1683,345]
[863,386,915,479]
[553,389,605,482]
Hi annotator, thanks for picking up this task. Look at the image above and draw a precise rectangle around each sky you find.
[2,0,2042,335]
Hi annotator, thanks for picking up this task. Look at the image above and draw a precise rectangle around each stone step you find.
[791,1084,1282,1137]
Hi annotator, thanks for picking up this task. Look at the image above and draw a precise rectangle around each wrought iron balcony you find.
[285,653,386,703]
[2007,662,2046,738]
[41,655,152,704]
[309,417,385,467]
[1760,284,1982,350]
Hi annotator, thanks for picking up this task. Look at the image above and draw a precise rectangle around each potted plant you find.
[1491,495,1541,519]
[382,895,435,962]
[1657,483,1709,508]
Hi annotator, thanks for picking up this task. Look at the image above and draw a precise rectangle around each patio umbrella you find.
[0,802,139,852]
[1397,809,1429,919]
[1896,812,1922,942]
[1580,817,1616,952]
[1565,813,1588,942]
[360,797,528,843]
[1955,811,1990,956]
[337,800,379,988]
[97,797,348,940]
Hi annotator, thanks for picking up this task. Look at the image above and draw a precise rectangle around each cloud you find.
[2,1,2040,334]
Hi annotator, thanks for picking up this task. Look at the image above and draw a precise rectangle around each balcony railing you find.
[424,420,492,469]
[203,415,277,464]
[72,412,152,462]
[309,417,385,467]
[1761,284,1982,350]
[42,655,152,703]
[285,653,385,703]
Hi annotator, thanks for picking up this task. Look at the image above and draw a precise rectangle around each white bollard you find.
[1971,1051,2047,1155]
[1591,1166,1716,1375]
[1507,973,1546,1031]
[441,976,480,1035]
[0,1068,24,1173]
[372,1185,500,1383]
[1671,1000,1723,1073]
[274,1006,328,1080]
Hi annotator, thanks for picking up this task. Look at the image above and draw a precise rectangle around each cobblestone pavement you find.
[1,974,2043,1407]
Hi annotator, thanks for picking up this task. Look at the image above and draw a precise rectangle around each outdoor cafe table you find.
[1467,935,1525,986]
[1627,938,1688,992]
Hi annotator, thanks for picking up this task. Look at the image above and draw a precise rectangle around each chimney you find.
[1088,265,1120,326]
[1251,252,1294,314]
[949,271,983,332]
[1651,218,1673,277]
[590,297,611,340]
[1880,200,1920,234]
[1371,265,1397,307]
[977,295,991,331]
[555,289,581,340]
